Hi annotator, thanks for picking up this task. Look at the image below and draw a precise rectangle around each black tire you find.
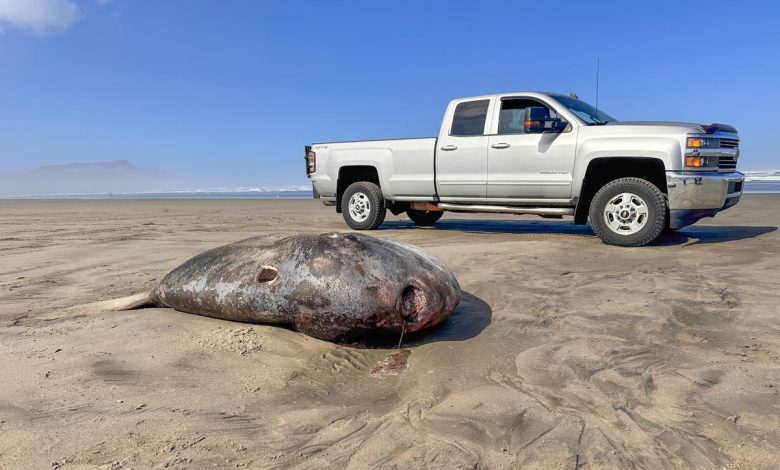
[341,181,386,230]
[406,209,443,226]
[589,177,667,247]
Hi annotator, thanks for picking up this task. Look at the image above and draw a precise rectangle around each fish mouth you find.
[400,285,424,324]
[354,282,460,343]
[398,283,458,333]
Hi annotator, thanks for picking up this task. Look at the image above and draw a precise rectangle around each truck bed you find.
[312,137,438,200]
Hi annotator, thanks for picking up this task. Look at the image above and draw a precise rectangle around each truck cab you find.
[305,92,743,247]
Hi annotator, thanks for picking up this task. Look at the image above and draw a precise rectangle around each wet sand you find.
[0,195,778,469]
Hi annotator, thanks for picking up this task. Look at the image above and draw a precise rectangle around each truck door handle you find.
[491,143,511,149]
[440,145,457,151]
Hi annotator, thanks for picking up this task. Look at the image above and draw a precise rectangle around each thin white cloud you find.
[0,0,81,35]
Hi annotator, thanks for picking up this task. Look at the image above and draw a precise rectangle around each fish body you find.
[149,233,461,341]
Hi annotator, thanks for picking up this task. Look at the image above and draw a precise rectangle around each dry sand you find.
[1,195,778,469]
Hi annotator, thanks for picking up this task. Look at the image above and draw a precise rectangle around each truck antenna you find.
[595,57,600,115]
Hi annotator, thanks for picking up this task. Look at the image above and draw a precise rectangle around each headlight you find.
[687,137,718,149]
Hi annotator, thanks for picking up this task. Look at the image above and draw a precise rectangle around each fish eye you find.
[256,266,278,283]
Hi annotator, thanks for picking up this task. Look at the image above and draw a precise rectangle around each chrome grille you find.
[718,156,738,169]
[720,138,739,148]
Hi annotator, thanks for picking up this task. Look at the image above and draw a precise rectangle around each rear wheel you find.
[341,181,386,230]
[589,177,667,247]
[407,209,443,226]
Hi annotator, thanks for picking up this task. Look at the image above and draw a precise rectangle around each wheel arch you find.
[574,157,667,225]
[336,165,380,213]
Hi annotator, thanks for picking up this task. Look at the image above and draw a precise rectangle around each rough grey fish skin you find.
[149,233,461,342]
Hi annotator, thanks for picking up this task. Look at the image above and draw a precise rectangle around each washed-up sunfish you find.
[107,233,461,342]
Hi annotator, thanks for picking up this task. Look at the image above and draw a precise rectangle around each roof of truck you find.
[452,91,566,102]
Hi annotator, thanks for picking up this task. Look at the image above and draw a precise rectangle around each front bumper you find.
[666,171,743,228]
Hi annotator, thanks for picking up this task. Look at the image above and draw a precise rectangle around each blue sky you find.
[0,0,778,190]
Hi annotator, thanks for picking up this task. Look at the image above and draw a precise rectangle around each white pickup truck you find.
[305,92,743,246]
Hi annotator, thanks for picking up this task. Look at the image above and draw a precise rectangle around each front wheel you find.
[407,209,443,226]
[341,181,386,230]
[589,177,667,247]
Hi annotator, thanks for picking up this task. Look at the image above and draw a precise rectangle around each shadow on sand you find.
[381,219,776,246]
[403,292,492,347]
[657,225,777,245]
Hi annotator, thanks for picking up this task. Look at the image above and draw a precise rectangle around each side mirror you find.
[524,107,567,134]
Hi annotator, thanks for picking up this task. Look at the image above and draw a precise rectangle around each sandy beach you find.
[1,195,778,469]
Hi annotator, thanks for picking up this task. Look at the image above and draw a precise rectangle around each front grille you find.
[718,156,738,169]
[720,138,739,148]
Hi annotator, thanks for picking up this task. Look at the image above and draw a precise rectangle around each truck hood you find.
[605,121,738,134]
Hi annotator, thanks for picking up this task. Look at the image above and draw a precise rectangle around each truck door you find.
[435,99,492,199]
[486,97,577,200]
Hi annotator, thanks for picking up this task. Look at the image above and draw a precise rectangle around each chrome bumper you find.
[666,171,743,228]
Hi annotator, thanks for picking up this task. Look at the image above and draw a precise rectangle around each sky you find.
[0,0,778,191]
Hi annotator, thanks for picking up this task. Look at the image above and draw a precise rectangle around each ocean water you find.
[86,177,780,198]
[743,171,780,193]
[2,190,315,199]
[96,190,315,199]
[744,180,780,193]
[3,175,778,199]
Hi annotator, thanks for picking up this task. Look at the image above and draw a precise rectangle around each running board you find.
[436,203,574,216]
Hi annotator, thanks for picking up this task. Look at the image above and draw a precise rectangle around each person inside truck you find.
[498,99,554,134]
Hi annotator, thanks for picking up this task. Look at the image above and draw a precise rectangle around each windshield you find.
[552,94,616,125]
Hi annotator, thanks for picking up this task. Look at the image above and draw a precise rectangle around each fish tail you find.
[72,292,156,314]
[100,292,156,311]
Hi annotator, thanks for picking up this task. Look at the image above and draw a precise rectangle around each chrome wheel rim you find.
[603,192,649,235]
[348,192,370,223]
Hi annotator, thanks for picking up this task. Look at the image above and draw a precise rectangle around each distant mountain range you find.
[0,160,176,196]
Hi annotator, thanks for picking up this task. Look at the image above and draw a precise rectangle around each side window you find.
[450,99,490,136]
[498,98,558,135]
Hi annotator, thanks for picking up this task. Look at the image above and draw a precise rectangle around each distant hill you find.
[0,160,176,196]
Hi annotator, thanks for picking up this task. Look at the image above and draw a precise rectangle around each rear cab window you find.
[450,99,490,136]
